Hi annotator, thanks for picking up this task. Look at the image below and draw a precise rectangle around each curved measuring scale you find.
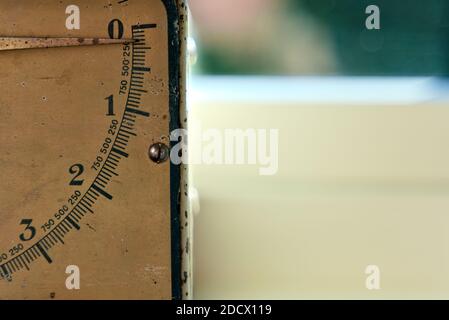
[0,0,188,300]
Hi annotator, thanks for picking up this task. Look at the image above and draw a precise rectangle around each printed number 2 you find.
[19,219,36,242]
[69,164,85,186]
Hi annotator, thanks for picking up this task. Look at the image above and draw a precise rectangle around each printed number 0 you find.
[19,219,36,242]
[108,19,124,39]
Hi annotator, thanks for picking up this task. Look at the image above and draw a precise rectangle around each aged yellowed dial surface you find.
[0,0,182,299]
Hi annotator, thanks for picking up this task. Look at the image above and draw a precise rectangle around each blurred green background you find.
[190,0,449,75]
[188,1,449,299]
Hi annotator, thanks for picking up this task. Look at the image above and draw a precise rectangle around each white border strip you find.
[191,76,449,105]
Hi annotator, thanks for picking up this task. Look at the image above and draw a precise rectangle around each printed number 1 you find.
[105,95,115,116]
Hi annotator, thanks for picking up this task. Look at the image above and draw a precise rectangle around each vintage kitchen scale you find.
[0,0,191,299]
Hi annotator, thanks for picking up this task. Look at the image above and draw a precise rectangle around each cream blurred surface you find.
[190,76,449,299]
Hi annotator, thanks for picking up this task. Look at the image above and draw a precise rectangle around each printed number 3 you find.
[19,219,36,242]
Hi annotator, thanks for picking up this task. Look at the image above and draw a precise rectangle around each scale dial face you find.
[0,0,180,299]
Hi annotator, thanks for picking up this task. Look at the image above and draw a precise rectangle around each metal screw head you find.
[148,142,170,164]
